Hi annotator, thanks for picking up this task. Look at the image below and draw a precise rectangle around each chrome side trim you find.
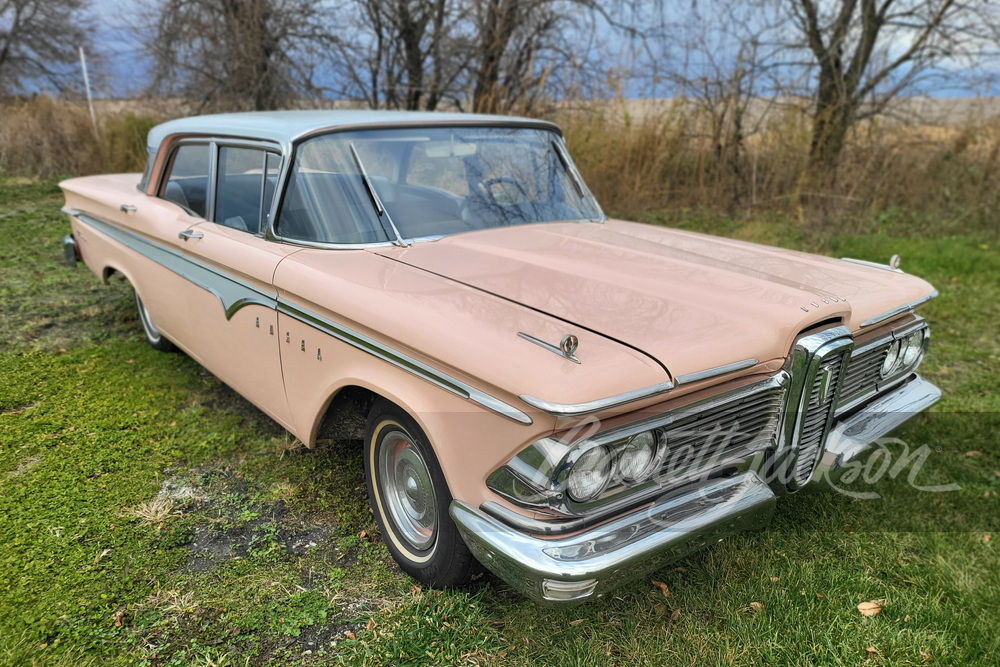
[674,358,759,385]
[64,208,276,319]
[276,299,532,425]
[518,381,674,417]
[64,208,529,425]
[517,332,581,364]
[841,257,903,273]
[860,291,938,328]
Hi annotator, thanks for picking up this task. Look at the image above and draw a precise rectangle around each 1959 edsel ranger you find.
[60,110,940,605]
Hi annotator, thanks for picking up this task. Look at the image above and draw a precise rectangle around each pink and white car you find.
[60,111,940,605]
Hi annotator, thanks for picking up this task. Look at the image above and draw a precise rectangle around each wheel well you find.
[102,266,118,284]
[315,385,378,443]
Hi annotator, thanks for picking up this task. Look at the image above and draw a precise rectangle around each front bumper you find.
[452,374,941,606]
[803,374,941,490]
[450,471,775,606]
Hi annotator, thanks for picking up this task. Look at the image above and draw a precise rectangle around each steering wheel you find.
[481,177,531,205]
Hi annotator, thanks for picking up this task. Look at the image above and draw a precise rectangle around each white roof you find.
[146,109,559,152]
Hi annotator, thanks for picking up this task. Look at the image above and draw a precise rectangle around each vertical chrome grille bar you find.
[781,326,854,490]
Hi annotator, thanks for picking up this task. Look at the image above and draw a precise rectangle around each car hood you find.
[373,219,937,379]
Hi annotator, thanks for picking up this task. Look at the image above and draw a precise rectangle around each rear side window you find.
[161,144,210,217]
[215,147,280,234]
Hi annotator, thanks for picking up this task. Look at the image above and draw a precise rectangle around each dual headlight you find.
[880,328,926,378]
[566,430,664,502]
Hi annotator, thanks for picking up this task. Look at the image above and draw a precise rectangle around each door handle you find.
[120,204,137,213]
[178,229,204,241]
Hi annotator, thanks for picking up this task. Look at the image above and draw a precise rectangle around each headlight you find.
[617,431,663,482]
[567,446,612,502]
[901,329,924,367]
[880,340,901,377]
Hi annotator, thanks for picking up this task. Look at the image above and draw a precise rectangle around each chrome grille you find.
[794,350,848,486]
[659,383,784,479]
[839,341,892,409]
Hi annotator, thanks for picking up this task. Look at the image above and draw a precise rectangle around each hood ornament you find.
[889,254,901,269]
[518,332,581,364]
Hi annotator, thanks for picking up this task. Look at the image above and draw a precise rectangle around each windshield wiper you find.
[349,142,409,247]
[551,139,605,223]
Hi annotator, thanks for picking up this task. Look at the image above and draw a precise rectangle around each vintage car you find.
[60,110,940,605]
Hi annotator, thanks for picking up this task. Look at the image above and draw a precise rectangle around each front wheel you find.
[134,290,176,352]
[364,399,478,587]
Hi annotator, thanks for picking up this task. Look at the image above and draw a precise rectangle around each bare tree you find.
[147,0,330,111]
[0,0,90,94]
[785,0,989,172]
[468,0,629,114]
[330,0,471,110]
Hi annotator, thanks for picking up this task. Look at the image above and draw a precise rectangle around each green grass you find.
[1,180,997,665]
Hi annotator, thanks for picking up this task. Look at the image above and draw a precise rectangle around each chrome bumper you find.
[62,233,79,267]
[450,471,775,606]
[804,374,941,490]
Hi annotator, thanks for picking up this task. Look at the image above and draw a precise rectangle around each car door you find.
[108,141,215,350]
[168,143,298,429]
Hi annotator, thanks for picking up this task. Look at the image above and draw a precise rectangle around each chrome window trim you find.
[860,290,938,328]
[63,207,530,426]
[519,381,674,417]
[267,121,602,250]
[674,358,759,385]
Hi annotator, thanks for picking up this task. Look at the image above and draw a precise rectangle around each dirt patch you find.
[186,503,332,572]
[6,454,42,478]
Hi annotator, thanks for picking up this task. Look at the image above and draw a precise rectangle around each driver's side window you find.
[160,143,210,217]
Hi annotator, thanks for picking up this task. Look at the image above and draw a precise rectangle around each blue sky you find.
[83,0,991,100]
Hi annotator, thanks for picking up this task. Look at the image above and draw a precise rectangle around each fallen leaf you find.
[919,649,932,660]
[125,359,134,364]
[770,576,780,583]
[358,530,367,539]
[904,615,911,622]
[674,567,687,573]
[112,607,126,627]
[965,450,982,458]
[866,646,878,655]
[569,619,585,626]
[816,593,826,600]
[994,470,1000,478]
[651,580,669,598]
[366,618,375,632]
[933,494,941,506]
[168,421,176,427]
[985,492,991,499]
[344,631,356,640]
[669,609,681,623]
[653,603,666,617]
[498,651,507,659]
[857,600,883,617]
[750,601,764,612]
[409,584,422,596]
[984,535,991,544]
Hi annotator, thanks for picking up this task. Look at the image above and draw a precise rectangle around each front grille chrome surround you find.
[488,373,789,522]
[782,326,854,490]
[837,318,929,416]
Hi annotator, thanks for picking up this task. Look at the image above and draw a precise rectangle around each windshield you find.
[275,126,602,245]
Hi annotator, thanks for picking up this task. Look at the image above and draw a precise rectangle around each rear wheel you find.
[364,399,478,587]
[134,290,176,352]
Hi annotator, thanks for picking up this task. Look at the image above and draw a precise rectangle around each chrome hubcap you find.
[378,431,436,551]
